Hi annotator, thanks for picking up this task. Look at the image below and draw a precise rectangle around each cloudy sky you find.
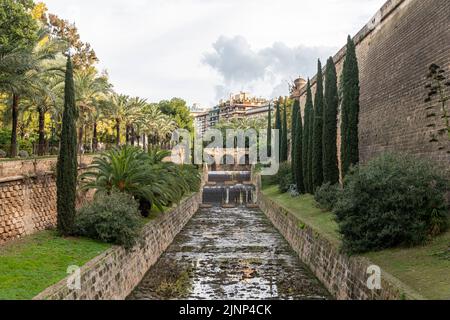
[45,0,386,107]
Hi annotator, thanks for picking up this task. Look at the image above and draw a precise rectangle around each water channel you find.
[127,170,331,300]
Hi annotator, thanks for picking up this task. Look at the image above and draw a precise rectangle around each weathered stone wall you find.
[0,156,94,244]
[295,0,450,170]
[33,193,202,300]
[0,155,94,178]
[258,193,423,300]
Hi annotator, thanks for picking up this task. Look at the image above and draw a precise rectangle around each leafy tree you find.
[323,57,340,184]
[47,13,98,70]
[0,0,38,51]
[56,56,78,236]
[312,60,324,190]
[340,36,360,176]
[293,99,305,193]
[158,98,193,132]
[302,80,314,193]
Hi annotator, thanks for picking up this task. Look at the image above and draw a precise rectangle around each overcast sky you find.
[45,0,386,107]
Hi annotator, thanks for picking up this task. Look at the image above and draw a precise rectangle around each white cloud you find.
[44,0,386,106]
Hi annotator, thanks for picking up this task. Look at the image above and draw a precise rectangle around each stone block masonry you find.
[0,156,94,244]
[294,0,450,172]
[34,192,202,300]
[258,192,423,300]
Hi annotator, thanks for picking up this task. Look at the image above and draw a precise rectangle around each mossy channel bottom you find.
[127,206,331,300]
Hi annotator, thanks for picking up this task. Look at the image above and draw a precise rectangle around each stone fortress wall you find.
[293,0,450,171]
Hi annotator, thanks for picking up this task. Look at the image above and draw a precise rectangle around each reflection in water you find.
[127,206,331,300]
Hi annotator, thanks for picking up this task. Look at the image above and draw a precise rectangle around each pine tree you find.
[302,80,314,193]
[341,36,360,176]
[267,103,272,157]
[57,56,78,236]
[312,60,324,191]
[275,100,282,159]
[281,99,289,162]
[323,57,340,184]
[293,99,305,194]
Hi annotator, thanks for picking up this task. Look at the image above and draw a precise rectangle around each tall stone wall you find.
[0,156,94,244]
[295,0,450,170]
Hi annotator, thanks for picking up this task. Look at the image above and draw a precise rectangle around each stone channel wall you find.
[293,0,450,172]
[258,192,422,300]
[0,156,94,244]
[34,192,202,300]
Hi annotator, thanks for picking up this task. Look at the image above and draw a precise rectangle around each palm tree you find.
[74,68,111,153]
[127,97,147,146]
[0,28,62,157]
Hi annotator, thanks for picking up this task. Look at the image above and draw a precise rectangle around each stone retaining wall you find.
[258,192,423,300]
[0,156,95,244]
[34,192,202,300]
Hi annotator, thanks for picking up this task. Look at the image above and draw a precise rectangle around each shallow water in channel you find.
[127,206,331,300]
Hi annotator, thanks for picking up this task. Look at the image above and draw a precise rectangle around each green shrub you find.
[278,162,293,193]
[334,152,449,254]
[18,150,29,158]
[315,183,341,211]
[74,192,142,249]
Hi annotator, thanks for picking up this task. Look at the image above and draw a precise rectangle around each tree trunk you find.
[78,125,83,154]
[136,129,140,147]
[116,119,120,146]
[10,94,19,157]
[130,126,135,146]
[38,107,46,156]
[92,122,98,152]
[125,125,130,145]
[142,134,146,152]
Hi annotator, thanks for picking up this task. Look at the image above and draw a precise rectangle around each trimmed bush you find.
[18,150,29,158]
[334,152,449,254]
[74,192,142,249]
[278,162,293,193]
[315,183,341,211]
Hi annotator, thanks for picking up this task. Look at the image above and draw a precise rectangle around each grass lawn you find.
[262,185,450,300]
[0,230,110,300]
[262,185,340,245]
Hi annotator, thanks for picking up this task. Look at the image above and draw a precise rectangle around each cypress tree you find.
[281,99,289,162]
[323,57,340,184]
[275,100,282,159]
[341,36,360,176]
[57,56,78,236]
[291,98,299,180]
[302,80,314,193]
[307,98,314,193]
[293,99,305,194]
[267,103,272,157]
[312,60,324,191]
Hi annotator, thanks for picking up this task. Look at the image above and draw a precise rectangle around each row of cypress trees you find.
[291,36,360,194]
